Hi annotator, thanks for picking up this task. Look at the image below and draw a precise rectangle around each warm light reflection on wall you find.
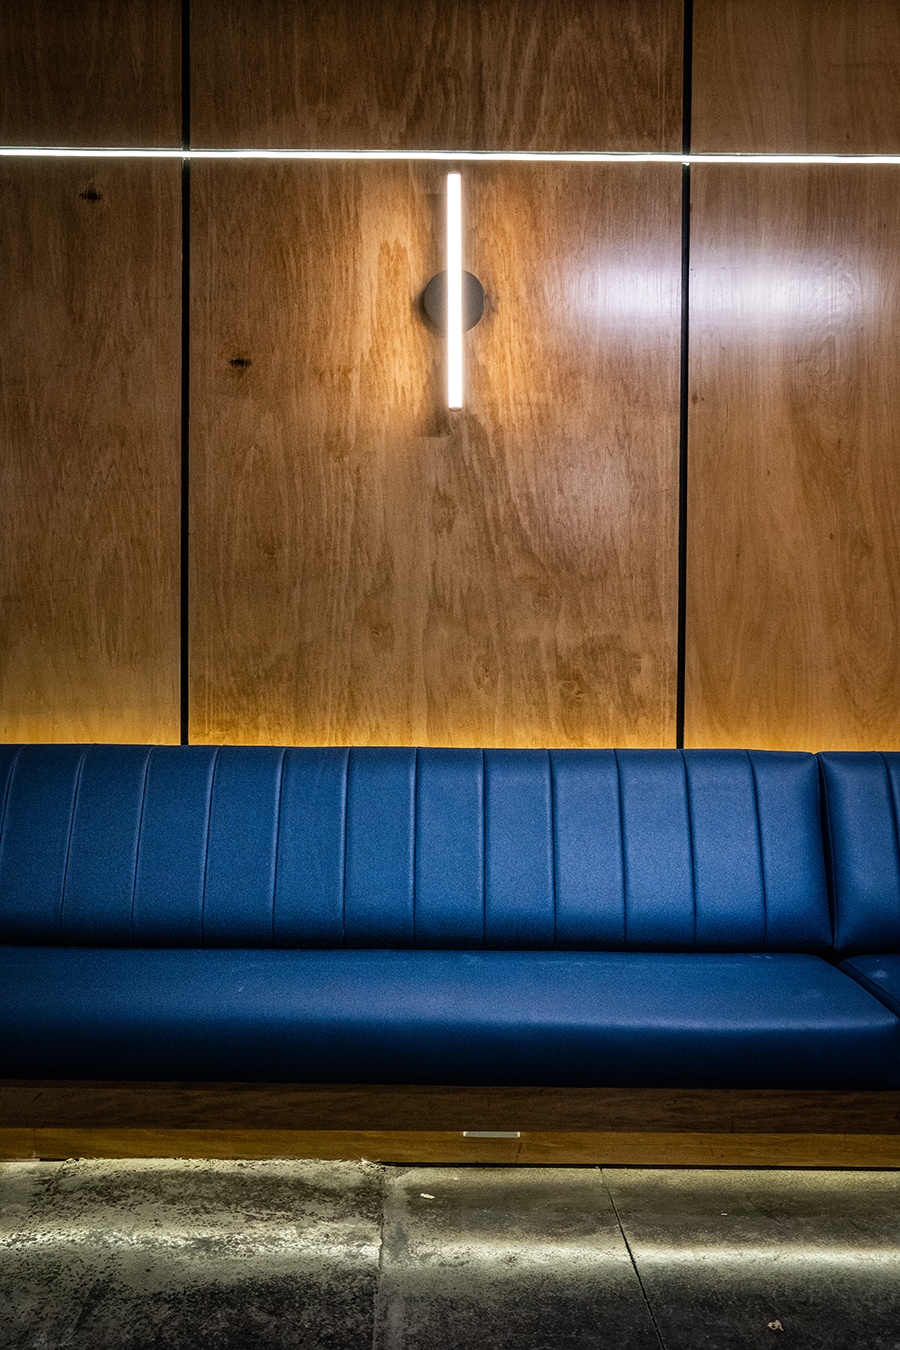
[570,260,870,329]
[692,258,870,328]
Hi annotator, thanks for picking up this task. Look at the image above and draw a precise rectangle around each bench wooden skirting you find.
[2,1082,900,1166]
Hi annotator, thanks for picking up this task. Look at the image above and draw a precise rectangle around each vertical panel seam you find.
[747,751,769,948]
[614,751,627,945]
[341,748,351,948]
[682,0,694,157]
[179,0,190,745]
[271,747,287,944]
[181,0,190,149]
[676,163,690,750]
[676,0,692,751]
[677,0,693,748]
[129,748,154,945]
[180,159,190,745]
[200,746,222,946]
[879,752,900,929]
[59,746,90,940]
[682,752,698,948]
[549,751,558,949]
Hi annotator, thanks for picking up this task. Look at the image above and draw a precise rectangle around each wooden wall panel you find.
[686,166,900,750]
[0,162,181,743]
[0,1,181,147]
[693,0,900,153]
[191,0,682,152]
[191,162,680,747]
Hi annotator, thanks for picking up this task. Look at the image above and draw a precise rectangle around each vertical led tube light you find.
[446,172,463,410]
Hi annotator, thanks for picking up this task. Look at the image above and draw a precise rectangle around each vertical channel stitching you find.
[58,746,89,940]
[199,746,222,946]
[548,750,558,949]
[270,748,287,944]
[879,752,900,921]
[681,753,698,948]
[0,748,23,931]
[411,749,419,947]
[0,747,22,862]
[340,749,351,948]
[746,751,769,948]
[614,751,627,945]
[480,749,487,948]
[817,758,840,945]
[128,748,154,944]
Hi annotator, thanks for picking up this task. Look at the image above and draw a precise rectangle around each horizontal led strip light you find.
[446,172,463,410]
[6,148,900,164]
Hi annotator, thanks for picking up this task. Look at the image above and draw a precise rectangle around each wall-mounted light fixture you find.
[422,172,485,409]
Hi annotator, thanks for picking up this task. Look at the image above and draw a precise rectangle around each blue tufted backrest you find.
[818,751,900,955]
[0,744,830,951]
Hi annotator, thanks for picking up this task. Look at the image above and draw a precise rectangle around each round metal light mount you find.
[422,270,485,333]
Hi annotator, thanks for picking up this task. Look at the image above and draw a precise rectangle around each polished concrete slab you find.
[604,1169,900,1350]
[2,1161,900,1349]
[373,1167,659,1349]
[0,1158,383,1350]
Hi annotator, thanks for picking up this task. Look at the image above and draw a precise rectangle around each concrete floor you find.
[2,1162,900,1349]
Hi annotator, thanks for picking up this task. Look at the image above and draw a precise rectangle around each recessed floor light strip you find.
[5,147,900,164]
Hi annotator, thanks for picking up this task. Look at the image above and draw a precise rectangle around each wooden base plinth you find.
[2,1128,900,1168]
[1,1082,899,1167]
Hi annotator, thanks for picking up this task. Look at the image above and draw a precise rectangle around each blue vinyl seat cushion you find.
[840,955,900,1019]
[818,752,900,955]
[0,745,831,954]
[1,948,896,1089]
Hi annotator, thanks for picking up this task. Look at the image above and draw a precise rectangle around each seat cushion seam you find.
[746,751,769,949]
[58,746,90,941]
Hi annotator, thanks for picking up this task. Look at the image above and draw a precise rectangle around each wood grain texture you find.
[190,161,680,748]
[0,0,181,147]
[3,1083,898,1134]
[686,166,900,750]
[191,0,682,152]
[692,0,900,153]
[0,162,181,743]
[0,1132,35,1159]
[3,1130,898,1167]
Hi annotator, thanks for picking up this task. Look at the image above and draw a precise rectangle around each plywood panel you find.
[686,166,900,750]
[0,162,181,743]
[0,0,181,147]
[190,161,680,748]
[693,0,900,153]
[191,0,682,152]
